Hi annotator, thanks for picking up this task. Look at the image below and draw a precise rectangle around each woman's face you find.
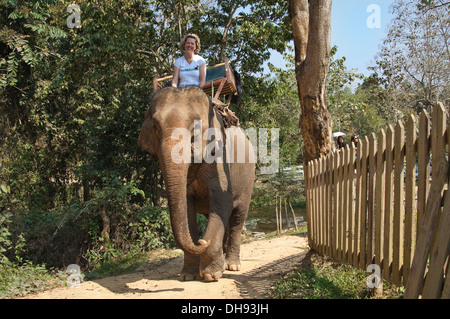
[184,37,197,53]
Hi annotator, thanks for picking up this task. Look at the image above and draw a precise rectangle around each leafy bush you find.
[129,206,176,251]
[0,211,64,298]
[0,255,65,299]
[6,177,177,271]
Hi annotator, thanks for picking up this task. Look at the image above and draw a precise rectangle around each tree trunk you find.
[100,205,110,242]
[288,199,299,231]
[289,0,334,163]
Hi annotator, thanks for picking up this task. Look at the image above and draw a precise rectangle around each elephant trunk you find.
[160,139,210,256]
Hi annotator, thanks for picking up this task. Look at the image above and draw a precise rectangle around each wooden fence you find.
[304,103,449,298]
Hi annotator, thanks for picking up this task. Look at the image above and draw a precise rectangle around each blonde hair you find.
[180,34,201,53]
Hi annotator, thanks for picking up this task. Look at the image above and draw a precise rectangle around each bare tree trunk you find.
[284,198,290,228]
[289,0,333,163]
[288,199,299,231]
[100,205,110,242]
[276,195,280,234]
[279,196,283,232]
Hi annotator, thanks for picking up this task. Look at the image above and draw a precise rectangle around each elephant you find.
[138,87,255,281]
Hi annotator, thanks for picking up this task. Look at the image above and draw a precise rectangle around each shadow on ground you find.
[89,249,310,298]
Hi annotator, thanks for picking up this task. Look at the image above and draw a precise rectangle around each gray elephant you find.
[138,87,255,281]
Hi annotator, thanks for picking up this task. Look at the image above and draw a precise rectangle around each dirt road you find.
[25,235,309,299]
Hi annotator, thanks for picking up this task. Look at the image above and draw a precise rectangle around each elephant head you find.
[138,87,224,255]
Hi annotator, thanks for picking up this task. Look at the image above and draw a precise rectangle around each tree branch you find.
[288,0,309,64]
[219,5,239,61]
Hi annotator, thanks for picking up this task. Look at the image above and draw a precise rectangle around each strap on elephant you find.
[211,98,240,128]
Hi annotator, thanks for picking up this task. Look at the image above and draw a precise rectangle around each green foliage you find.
[371,0,449,117]
[0,203,65,299]
[0,259,64,298]
[83,204,176,270]
[0,211,12,264]
[326,46,387,139]
[129,206,176,252]
[272,263,367,299]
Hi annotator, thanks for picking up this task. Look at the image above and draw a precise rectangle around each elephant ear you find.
[138,109,158,155]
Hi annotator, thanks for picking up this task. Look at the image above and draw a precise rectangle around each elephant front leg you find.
[180,197,201,281]
[200,212,229,281]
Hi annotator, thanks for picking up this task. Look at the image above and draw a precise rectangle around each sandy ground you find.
[24,235,309,299]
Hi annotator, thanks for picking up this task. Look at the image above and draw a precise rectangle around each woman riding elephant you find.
[172,34,206,89]
[138,86,255,281]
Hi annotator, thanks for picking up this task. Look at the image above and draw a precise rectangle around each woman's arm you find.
[172,66,180,88]
[198,63,206,88]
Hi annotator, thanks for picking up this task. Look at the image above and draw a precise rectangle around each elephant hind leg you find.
[224,207,247,271]
[223,224,240,271]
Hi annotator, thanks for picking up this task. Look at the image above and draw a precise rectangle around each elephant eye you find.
[152,118,157,127]
[152,119,161,133]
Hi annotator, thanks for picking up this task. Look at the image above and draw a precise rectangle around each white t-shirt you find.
[174,55,206,87]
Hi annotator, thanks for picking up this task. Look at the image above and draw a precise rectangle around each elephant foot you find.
[200,269,223,282]
[179,266,201,281]
[225,263,241,271]
[200,254,225,282]
[225,257,241,271]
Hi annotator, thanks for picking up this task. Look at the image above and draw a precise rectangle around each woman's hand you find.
[172,66,180,88]
[198,63,206,88]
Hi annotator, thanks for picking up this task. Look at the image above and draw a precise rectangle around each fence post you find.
[333,150,339,259]
[417,111,430,235]
[353,143,362,267]
[359,136,369,269]
[392,121,405,286]
[404,115,417,285]
[348,145,355,264]
[343,146,350,262]
[383,125,395,282]
[367,133,377,266]
[375,129,386,269]
[327,155,333,256]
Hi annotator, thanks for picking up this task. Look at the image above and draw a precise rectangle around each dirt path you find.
[25,235,309,299]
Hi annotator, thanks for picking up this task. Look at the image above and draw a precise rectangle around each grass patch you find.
[271,253,404,299]
[85,248,183,280]
[0,261,66,298]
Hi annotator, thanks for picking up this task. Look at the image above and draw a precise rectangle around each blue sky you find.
[266,0,394,77]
